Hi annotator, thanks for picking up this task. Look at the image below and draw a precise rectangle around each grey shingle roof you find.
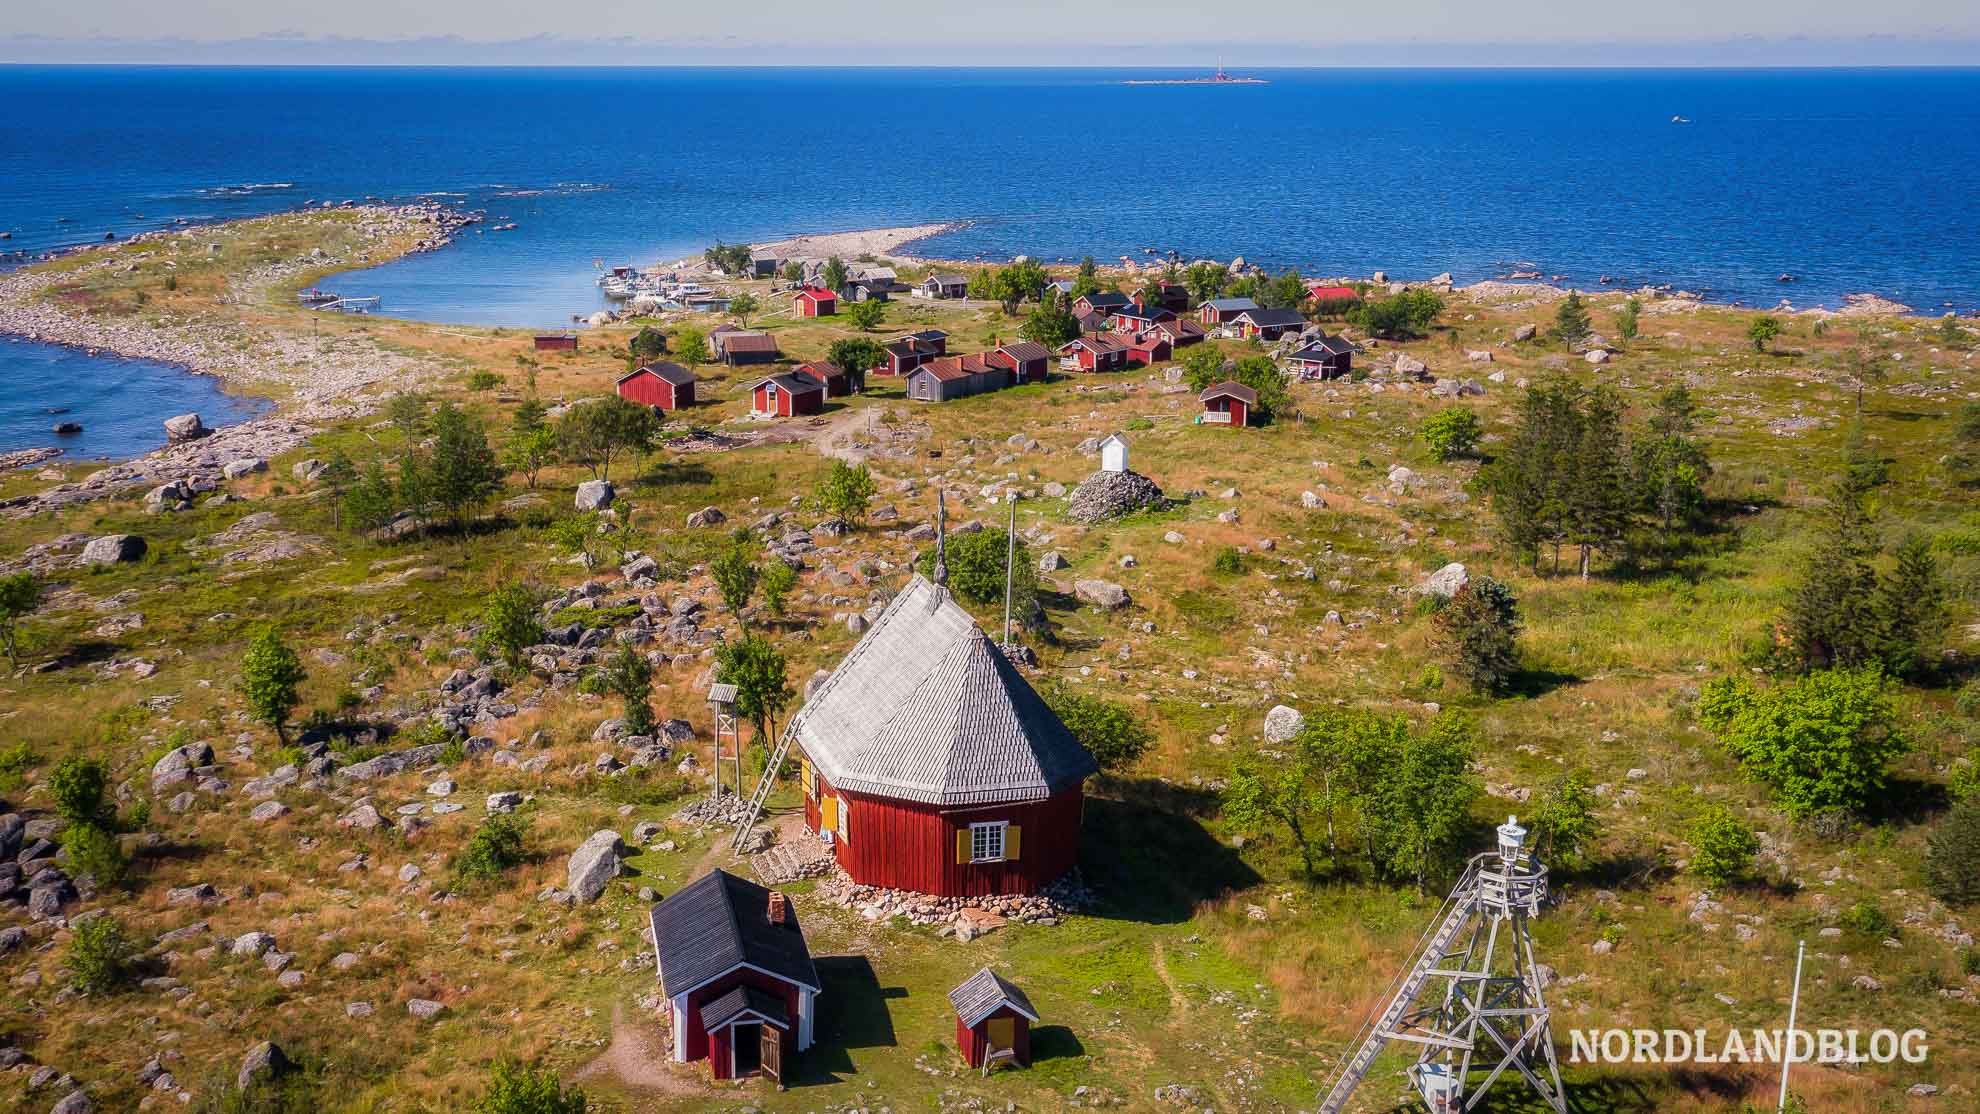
[1204,297,1259,311]
[949,966,1040,1027]
[1238,308,1306,328]
[650,869,820,998]
[791,575,1097,806]
[700,985,791,1030]
[1201,380,1258,405]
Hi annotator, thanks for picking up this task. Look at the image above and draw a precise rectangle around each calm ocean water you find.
[2,66,1977,456]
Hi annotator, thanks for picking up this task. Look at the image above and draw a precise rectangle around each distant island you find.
[1123,66,1267,86]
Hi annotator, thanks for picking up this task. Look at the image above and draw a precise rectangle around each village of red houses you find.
[578,259,1375,1088]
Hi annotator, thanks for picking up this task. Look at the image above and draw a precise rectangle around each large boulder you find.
[79,534,146,566]
[574,480,614,511]
[1263,705,1306,744]
[164,413,210,443]
[151,742,214,791]
[1066,469,1167,524]
[1418,562,1469,599]
[567,830,626,903]
[685,506,726,528]
[237,1041,292,1091]
[222,458,268,480]
[1074,579,1131,610]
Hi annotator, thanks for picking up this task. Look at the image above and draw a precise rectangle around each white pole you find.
[1003,496,1017,647]
[1777,939,1805,1112]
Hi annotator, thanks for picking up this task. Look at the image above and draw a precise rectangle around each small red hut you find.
[950,967,1039,1072]
[793,286,838,317]
[616,362,696,411]
[533,333,578,352]
[1200,380,1256,427]
[746,373,825,418]
[790,568,1097,898]
[650,869,819,1083]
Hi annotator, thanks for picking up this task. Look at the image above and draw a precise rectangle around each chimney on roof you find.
[767,890,789,926]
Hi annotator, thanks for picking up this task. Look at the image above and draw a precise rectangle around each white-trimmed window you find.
[969,821,1008,864]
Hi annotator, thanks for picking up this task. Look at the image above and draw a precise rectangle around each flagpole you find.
[1778,939,1805,1112]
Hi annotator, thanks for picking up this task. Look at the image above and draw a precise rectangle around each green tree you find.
[1360,714,1481,891]
[1748,315,1783,353]
[1047,691,1153,772]
[711,545,760,617]
[386,390,430,441]
[1688,807,1758,887]
[705,242,753,275]
[240,627,308,742]
[845,299,886,332]
[1699,669,1909,819]
[63,818,128,888]
[759,559,797,620]
[1068,257,1101,300]
[318,449,357,530]
[715,632,792,743]
[727,290,760,328]
[780,261,804,284]
[628,326,668,361]
[0,570,41,667]
[1873,534,1947,679]
[1630,384,1712,543]
[50,756,112,826]
[1566,383,1631,578]
[64,913,138,994]
[1780,474,1914,673]
[917,528,1036,608]
[479,584,544,672]
[1939,314,1972,349]
[826,338,886,386]
[504,426,558,491]
[452,814,529,885]
[814,460,877,527]
[428,401,504,529]
[557,396,657,483]
[1182,261,1229,305]
[1351,289,1443,340]
[672,326,710,370]
[1614,297,1640,343]
[1020,290,1080,348]
[1925,798,1980,907]
[1552,292,1592,348]
[821,256,848,294]
[343,457,399,533]
[1482,376,1577,571]
[1258,269,1308,311]
[1430,578,1522,694]
[1842,346,1889,416]
[1178,345,1229,392]
[600,646,656,737]
[1532,771,1600,868]
[477,1059,588,1114]
[1420,408,1483,461]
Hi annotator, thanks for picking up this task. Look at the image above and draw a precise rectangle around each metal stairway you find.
[730,726,795,853]
[1317,863,1481,1114]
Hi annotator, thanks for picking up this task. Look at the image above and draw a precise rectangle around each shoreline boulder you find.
[164,413,210,443]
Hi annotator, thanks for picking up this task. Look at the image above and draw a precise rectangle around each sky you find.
[6,0,1980,65]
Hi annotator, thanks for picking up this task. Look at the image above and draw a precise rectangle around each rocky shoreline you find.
[0,205,468,503]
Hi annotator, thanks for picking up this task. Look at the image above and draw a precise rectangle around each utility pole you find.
[1002,494,1018,649]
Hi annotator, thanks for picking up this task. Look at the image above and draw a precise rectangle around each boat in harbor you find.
[1125,65,1267,86]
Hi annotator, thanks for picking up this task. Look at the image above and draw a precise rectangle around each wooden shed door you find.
[760,1023,782,1082]
[987,1017,1016,1052]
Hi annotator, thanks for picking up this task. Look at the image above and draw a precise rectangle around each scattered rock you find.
[574,480,614,511]
[1073,580,1130,610]
[1262,705,1305,744]
[78,534,146,566]
[1417,562,1469,599]
[236,1041,292,1091]
[567,829,626,903]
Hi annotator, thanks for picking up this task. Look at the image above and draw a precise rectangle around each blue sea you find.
[2,66,1978,457]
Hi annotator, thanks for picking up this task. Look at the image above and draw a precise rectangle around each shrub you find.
[1532,771,1600,868]
[1839,900,1893,938]
[1430,578,1522,694]
[452,815,529,885]
[467,370,503,392]
[711,545,760,617]
[65,914,138,993]
[1926,798,1980,907]
[1210,546,1244,575]
[479,584,545,672]
[814,460,877,527]
[477,1059,587,1114]
[1420,408,1483,461]
[759,559,797,619]
[49,756,111,825]
[1047,691,1153,772]
[1951,750,1980,802]
[63,820,128,888]
[1698,669,1908,818]
[1688,807,1758,887]
[0,569,40,667]
[600,646,655,737]
[1748,315,1783,353]
[240,628,308,742]
[917,528,1036,608]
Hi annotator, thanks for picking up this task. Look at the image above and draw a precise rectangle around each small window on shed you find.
[969,821,1007,863]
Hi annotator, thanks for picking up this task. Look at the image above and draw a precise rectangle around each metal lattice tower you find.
[1318,817,1567,1114]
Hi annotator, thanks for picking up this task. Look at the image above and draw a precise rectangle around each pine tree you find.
[1872,534,1947,679]
[1631,384,1712,543]
[1566,384,1631,578]
[1782,477,1883,671]
[1553,292,1592,348]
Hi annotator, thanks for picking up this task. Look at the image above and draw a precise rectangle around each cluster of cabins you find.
[650,562,1086,1085]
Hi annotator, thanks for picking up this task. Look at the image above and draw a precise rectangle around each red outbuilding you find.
[1152,317,1207,348]
[987,341,1051,384]
[532,333,578,352]
[746,373,826,418]
[950,967,1040,1072]
[793,285,838,317]
[1055,335,1129,373]
[791,570,1098,898]
[1306,283,1362,306]
[1200,380,1257,427]
[1124,331,1172,367]
[616,361,697,411]
[651,869,819,1083]
[794,360,861,397]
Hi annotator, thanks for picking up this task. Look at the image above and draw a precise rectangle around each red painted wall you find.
[618,373,691,410]
[809,773,1083,897]
[957,1008,1033,1068]
[680,966,801,1075]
